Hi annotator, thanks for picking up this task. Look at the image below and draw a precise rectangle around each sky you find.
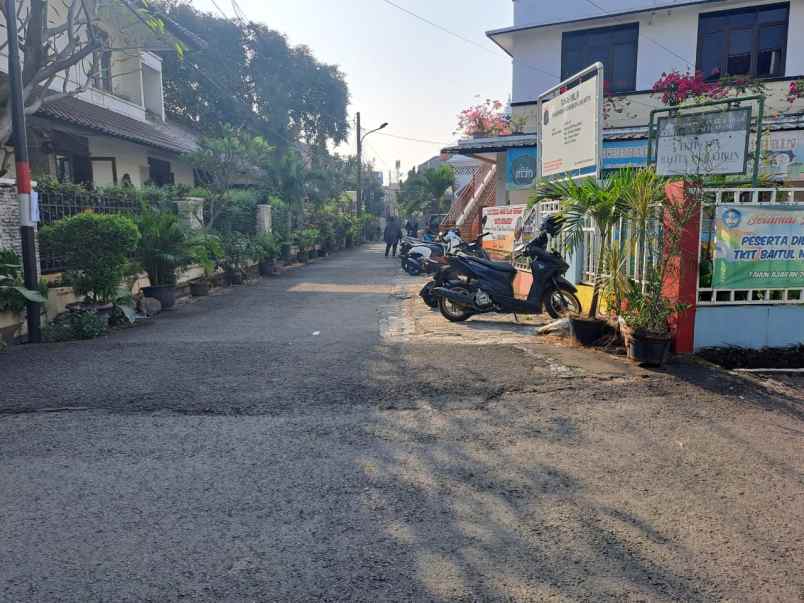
[190,0,513,182]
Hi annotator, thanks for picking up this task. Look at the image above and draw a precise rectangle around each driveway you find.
[1,245,802,601]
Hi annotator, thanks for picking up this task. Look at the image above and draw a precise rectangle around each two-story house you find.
[444,0,804,209]
[1,0,204,188]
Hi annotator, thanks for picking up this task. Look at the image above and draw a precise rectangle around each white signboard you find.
[655,108,751,176]
[540,75,600,179]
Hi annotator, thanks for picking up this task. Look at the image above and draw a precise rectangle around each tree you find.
[397,165,454,216]
[0,0,179,175]
[184,126,274,230]
[160,4,349,149]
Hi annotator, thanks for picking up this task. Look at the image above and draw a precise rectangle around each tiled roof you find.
[38,96,199,155]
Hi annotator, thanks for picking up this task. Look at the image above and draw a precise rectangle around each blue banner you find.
[506,147,538,190]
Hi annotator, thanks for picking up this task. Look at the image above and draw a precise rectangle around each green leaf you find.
[11,286,47,303]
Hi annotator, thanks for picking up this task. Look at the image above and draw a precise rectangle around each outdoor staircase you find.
[442,163,497,240]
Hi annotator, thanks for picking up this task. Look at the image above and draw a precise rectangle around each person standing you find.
[384,217,402,257]
[404,220,417,238]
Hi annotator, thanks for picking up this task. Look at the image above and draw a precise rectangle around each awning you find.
[441,134,537,156]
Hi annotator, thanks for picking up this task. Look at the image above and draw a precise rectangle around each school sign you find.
[713,205,804,289]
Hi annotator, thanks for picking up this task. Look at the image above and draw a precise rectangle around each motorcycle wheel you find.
[438,287,474,322]
[419,282,438,308]
[403,258,422,276]
[544,285,582,319]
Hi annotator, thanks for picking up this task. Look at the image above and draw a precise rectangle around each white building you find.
[1,0,203,187]
[444,0,804,210]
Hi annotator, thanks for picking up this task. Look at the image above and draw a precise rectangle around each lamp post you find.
[355,112,388,215]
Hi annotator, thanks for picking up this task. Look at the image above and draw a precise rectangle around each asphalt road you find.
[1,245,802,602]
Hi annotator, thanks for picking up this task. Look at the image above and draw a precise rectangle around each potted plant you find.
[254,233,280,276]
[294,228,319,263]
[136,206,189,309]
[222,232,255,285]
[0,249,48,343]
[188,233,224,296]
[620,273,686,366]
[39,212,140,319]
[536,174,628,345]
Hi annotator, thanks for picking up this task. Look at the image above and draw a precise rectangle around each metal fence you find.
[38,187,141,274]
[697,187,804,305]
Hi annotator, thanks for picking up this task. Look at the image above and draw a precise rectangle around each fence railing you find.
[38,187,141,274]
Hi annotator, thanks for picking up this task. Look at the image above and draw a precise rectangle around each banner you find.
[482,205,528,259]
[656,108,751,176]
[506,147,538,190]
[602,139,648,170]
[713,205,804,289]
[541,76,600,179]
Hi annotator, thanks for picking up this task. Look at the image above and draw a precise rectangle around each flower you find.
[454,99,512,137]
[651,70,727,106]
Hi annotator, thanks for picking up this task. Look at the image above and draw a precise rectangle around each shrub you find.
[44,310,106,342]
[0,249,48,313]
[136,207,190,286]
[40,213,140,304]
[221,232,256,276]
[254,233,279,261]
[188,233,224,279]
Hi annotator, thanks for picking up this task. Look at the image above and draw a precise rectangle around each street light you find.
[356,112,388,215]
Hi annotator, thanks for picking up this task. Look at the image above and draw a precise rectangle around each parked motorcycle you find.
[431,216,581,321]
[419,232,491,307]
[402,229,475,276]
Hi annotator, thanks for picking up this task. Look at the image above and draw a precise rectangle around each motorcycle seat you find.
[467,257,517,273]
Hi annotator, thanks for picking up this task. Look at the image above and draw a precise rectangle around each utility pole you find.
[355,112,362,215]
[5,0,41,343]
[355,113,388,216]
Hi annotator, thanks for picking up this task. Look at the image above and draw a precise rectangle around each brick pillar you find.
[662,181,701,354]
[177,197,205,231]
[256,204,272,234]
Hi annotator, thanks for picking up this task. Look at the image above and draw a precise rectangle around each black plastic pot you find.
[142,285,177,310]
[627,334,671,367]
[259,259,276,277]
[569,316,606,346]
[227,271,244,286]
[190,281,210,297]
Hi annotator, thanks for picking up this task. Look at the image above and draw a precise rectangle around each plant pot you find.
[569,316,606,346]
[142,285,177,310]
[227,271,244,286]
[259,259,276,276]
[627,333,672,367]
[190,280,210,297]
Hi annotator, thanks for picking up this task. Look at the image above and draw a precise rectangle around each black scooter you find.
[431,217,581,321]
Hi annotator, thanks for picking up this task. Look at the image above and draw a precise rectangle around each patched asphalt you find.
[1,244,802,602]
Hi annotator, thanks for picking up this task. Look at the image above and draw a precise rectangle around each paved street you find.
[1,245,802,602]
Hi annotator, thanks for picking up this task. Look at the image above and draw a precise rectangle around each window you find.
[148,158,174,187]
[92,29,113,92]
[697,3,789,81]
[562,23,639,93]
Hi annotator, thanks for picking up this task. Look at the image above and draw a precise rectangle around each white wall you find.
[510,0,804,102]
[88,137,195,187]
[514,0,690,26]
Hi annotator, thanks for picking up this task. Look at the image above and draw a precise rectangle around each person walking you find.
[384,216,402,257]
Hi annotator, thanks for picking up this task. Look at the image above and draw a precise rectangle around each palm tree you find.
[536,175,628,318]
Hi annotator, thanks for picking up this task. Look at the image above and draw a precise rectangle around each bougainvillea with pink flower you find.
[787,80,804,104]
[651,70,727,106]
[455,99,511,137]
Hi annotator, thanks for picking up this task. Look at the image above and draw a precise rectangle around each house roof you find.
[38,96,199,155]
[441,134,538,155]
[487,0,731,56]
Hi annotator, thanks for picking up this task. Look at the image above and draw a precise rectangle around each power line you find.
[581,0,695,68]
[208,0,231,21]
[376,132,451,146]
[379,0,557,79]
